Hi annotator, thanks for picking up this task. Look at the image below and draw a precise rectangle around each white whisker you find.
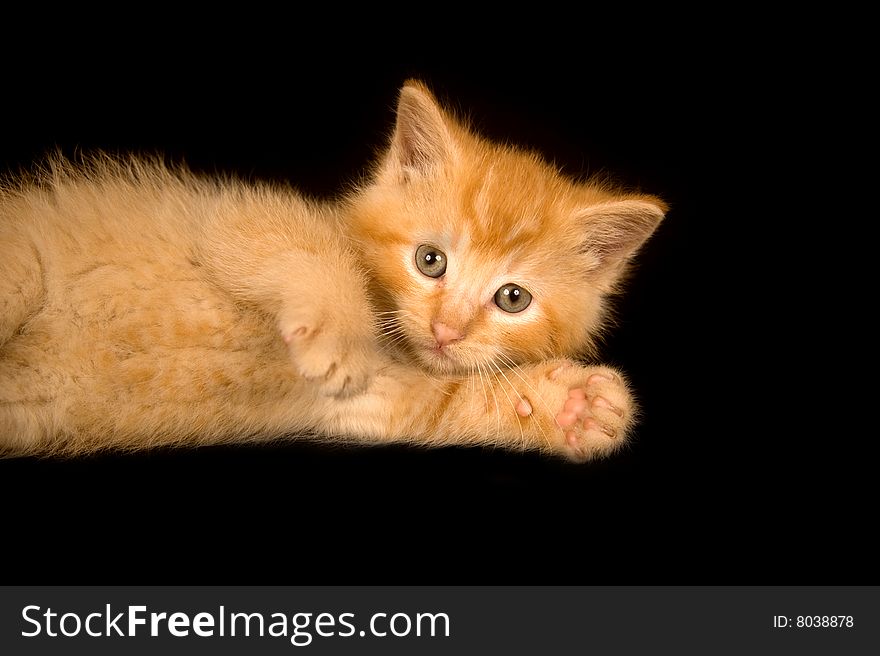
[479,362,501,447]
[490,360,526,452]
[496,353,554,449]
[483,362,508,449]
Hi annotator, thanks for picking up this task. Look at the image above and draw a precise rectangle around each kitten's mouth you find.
[421,342,465,373]
[427,343,454,362]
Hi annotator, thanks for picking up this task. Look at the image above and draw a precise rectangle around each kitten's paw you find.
[279,313,375,398]
[538,362,634,463]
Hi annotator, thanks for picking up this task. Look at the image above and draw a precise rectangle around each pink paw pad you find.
[556,389,589,428]
[556,389,623,437]
[549,367,628,462]
[515,398,533,418]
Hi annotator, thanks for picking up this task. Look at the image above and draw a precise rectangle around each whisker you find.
[473,360,490,421]
[496,353,554,449]
[377,328,408,342]
[490,361,526,452]
[473,363,488,447]
[375,330,411,358]
[375,310,410,316]
[483,362,509,449]
[377,326,408,339]
[479,362,501,448]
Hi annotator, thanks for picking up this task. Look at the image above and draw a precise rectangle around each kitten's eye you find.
[415,244,447,278]
[494,284,532,313]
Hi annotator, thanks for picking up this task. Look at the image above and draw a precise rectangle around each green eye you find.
[494,284,532,313]
[415,244,447,278]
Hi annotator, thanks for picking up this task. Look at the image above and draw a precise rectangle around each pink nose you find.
[432,321,462,348]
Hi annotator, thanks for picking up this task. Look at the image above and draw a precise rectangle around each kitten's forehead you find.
[464,153,568,248]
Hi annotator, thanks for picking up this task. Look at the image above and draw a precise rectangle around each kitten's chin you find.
[417,346,471,375]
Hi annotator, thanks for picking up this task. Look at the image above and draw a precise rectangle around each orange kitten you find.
[0,81,665,462]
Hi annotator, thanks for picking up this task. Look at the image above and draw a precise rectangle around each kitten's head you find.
[349,81,666,375]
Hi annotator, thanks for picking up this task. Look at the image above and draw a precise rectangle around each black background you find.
[0,20,871,586]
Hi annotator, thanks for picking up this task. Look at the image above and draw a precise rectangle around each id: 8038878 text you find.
[773,616,853,628]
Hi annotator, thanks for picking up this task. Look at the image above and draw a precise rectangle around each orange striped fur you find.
[0,81,664,461]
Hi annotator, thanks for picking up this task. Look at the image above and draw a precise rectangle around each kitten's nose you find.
[432,321,462,348]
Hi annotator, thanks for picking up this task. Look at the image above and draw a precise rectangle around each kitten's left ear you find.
[579,198,666,268]
[384,80,456,182]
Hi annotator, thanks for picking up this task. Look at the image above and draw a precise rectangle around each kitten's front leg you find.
[450,359,636,462]
[273,251,379,398]
[341,359,636,462]
[196,201,381,398]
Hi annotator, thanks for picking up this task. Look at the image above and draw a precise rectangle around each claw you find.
[584,417,617,439]
[548,361,573,381]
[591,395,623,417]
[587,372,615,386]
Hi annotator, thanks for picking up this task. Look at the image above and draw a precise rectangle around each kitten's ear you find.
[579,198,666,268]
[385,81,455,181]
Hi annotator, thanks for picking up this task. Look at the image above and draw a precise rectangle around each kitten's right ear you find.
[579,198,666,269]
[384,81,455,182]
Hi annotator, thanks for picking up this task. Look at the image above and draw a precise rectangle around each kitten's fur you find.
[0,81,665,462]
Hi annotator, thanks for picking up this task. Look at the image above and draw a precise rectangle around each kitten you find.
[0,81,665,462]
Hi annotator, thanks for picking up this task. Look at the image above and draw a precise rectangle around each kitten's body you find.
[0,82,665,461]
